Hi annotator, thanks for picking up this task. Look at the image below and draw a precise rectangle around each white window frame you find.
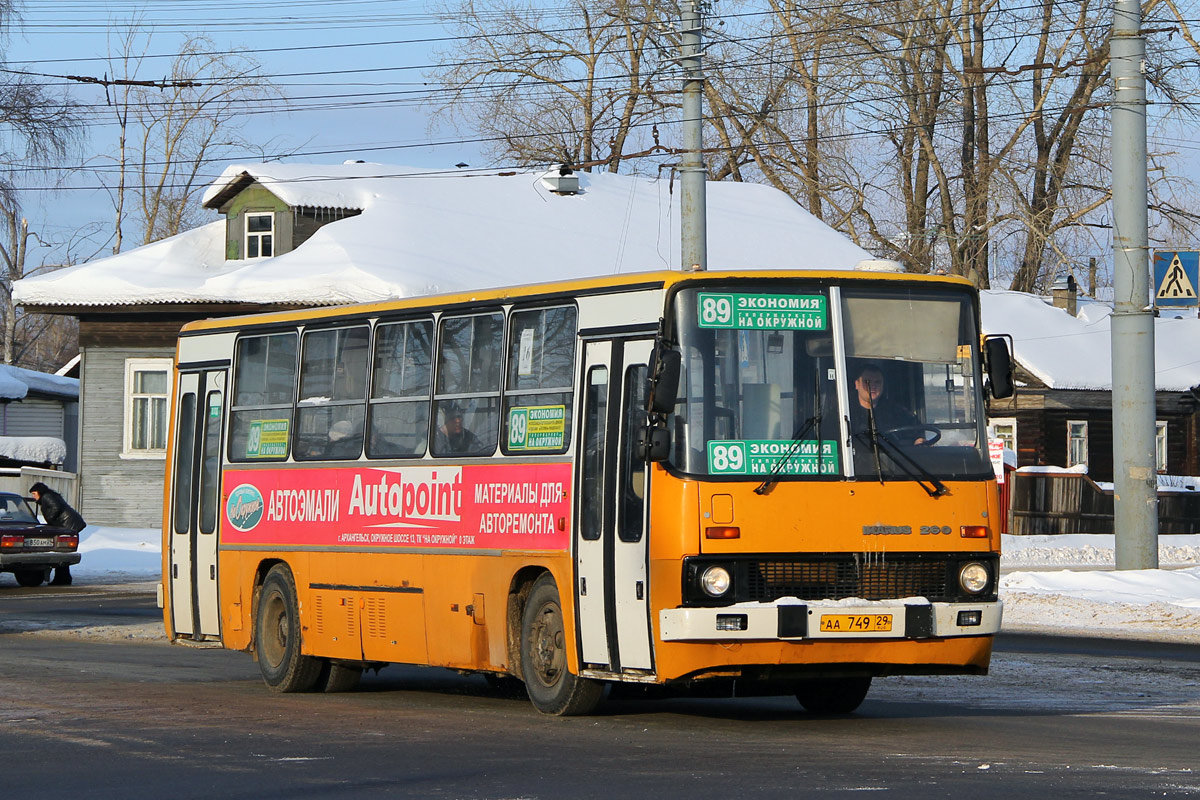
[1066,419,1088,468]
[990,417,1017,455]
[123,357,172,459]
[244,211,274,260]
[1156,420,1168,473]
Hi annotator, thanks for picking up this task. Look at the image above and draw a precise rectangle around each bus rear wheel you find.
[319,661,363,693]
[795,676,872,714]
[520,575,604,716]
[256,565,323,692]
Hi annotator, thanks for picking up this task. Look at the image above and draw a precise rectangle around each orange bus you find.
[162,268,1013,715]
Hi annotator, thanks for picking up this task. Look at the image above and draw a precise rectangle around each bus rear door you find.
[168,369,227,639]
[576,339,653,674]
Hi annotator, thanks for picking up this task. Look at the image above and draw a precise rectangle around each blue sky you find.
[5,0,481,268]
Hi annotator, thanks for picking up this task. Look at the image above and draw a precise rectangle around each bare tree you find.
[702,0,865,226]
[107,26,283,248]
[426,0,1200,291]
[428,0,675,171]
[0,1,81,364]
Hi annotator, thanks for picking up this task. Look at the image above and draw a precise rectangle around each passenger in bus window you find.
[848,362,925,445]
[324,419,362,460]
[435,404,483,454]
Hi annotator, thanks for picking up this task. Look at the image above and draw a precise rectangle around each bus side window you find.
[295,325,369,461]
[229,332,297,462]
[580,366,608,541]
[502,305,577,454]
[618,365,648,542]
[368,318,433,458]
[433,312,503,457]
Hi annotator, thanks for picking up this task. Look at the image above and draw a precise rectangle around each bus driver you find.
[848,362,925,446]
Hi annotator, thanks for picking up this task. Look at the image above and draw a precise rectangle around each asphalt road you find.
[2,582,1199,799]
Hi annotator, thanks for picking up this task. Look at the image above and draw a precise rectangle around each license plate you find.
[24,537,53,548]
[819,613,893,633]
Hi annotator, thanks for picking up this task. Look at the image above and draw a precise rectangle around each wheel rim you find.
[529,600,565,689]
[261,589,288,668]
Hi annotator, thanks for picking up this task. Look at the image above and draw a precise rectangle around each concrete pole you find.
[680,0,707,271]
[1110,0,1159,569]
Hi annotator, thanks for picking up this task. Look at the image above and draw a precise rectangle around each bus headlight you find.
[700,565,732,598]
[958,562,990,595]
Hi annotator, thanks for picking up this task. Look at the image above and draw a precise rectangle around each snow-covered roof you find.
[54,354,80,377]
[0,364,79,401]
[201,162,380,210]
[15,164,872,308]
[0,436,66,465]
[981,290,1200,392]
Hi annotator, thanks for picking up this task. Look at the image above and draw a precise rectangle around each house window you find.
[245,212,274,259]
[1156,421,1168,473]
[124,358,171,458]
[991,417,1017,454]
[1066,420,1088,468]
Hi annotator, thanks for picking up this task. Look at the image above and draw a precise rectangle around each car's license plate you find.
[24,537,54,548]
[819,613,893,633]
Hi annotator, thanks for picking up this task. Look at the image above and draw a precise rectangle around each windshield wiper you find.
[755,368,824,496]
[855,422,948,498]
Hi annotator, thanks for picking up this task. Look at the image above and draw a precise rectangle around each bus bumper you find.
[659,599,1002,642]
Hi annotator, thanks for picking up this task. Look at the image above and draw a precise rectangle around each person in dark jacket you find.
[29,482,86,586]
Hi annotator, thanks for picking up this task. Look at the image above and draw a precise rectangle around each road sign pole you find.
[1110,0,1159,570]
[680,0,707,272]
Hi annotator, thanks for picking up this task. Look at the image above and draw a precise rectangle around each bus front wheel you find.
[795,676,872,714]
[520,575,604,716]
[256,565,323,692]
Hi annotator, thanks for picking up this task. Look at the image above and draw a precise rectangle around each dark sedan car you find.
[0,491,81,587]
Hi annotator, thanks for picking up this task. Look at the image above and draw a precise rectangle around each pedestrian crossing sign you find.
[1153,250,1199,307]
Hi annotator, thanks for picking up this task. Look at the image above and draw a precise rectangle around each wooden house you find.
[981,283,1200,483]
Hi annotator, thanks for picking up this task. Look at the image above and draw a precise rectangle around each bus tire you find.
[256,565,323,693]
[520,575,604,716]
[794,676,872,714]
[319,661,363,693]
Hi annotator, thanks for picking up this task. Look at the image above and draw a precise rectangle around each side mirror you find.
[984,336,1015,400]
[649,348,681,415]
[636,425,671,462]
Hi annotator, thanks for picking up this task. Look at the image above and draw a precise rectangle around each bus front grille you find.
[745,558,948,602]
[683,553,998,605]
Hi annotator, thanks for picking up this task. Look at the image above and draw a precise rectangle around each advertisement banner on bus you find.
[222,462,572,551]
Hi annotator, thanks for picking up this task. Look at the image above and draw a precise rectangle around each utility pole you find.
[680,0,707,271]
[1110,0,1159,569]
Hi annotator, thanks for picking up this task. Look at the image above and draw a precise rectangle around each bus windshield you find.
[669,283,991,482]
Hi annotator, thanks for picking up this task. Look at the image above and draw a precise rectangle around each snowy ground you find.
[50,526,1200,644]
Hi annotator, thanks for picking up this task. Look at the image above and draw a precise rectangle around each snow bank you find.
[75,526,161,582]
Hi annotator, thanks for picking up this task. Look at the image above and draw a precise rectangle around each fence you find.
[1007,471,1200,535]
[0,467,77,507]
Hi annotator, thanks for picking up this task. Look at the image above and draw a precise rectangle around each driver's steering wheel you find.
[882,424,941,446]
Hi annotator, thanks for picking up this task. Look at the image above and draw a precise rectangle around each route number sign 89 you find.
[708,441,748,474]
[699,294,735,327]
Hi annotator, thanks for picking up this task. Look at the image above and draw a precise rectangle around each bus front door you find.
[168,369,227,640]
[576,339,653,674]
